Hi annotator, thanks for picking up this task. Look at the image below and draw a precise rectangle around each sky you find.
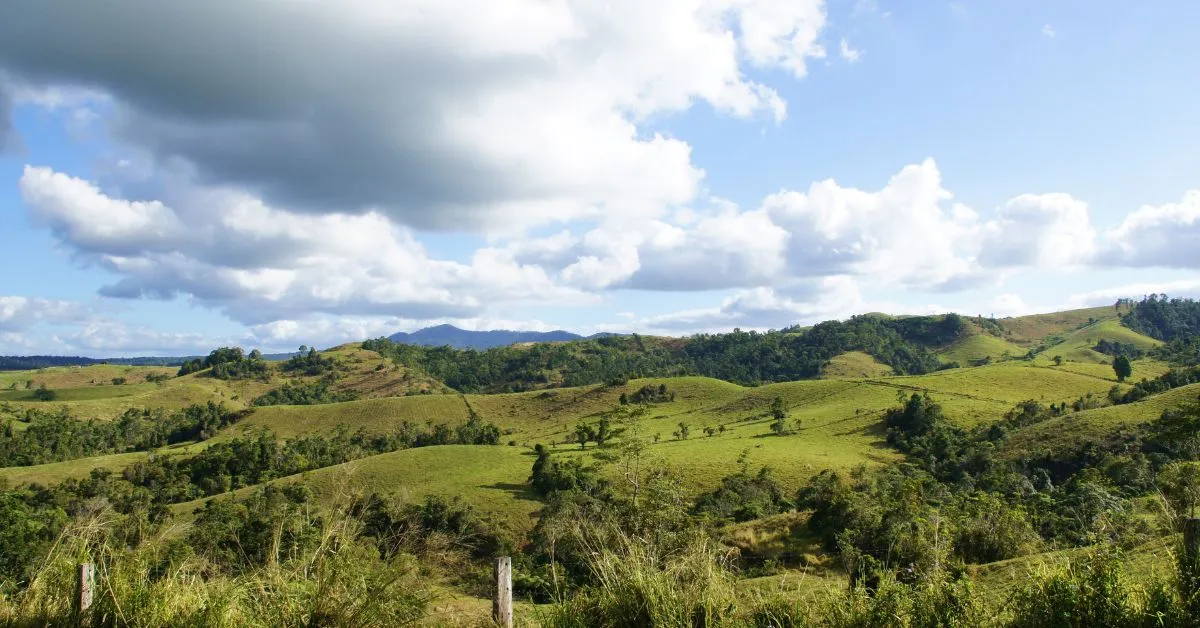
[1,0,1199,357]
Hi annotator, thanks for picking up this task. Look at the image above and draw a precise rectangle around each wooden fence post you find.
[493,556,512,628]
[1186,519,1200,556]
[76,562,95,618]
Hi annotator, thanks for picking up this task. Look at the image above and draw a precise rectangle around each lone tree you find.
[1113,355,1133,382]
[770,396,786,421]
[32,384,56,401]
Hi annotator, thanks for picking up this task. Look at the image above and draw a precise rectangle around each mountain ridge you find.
[387,324,592,350]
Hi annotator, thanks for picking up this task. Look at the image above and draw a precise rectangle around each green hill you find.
[8,299,1200,624]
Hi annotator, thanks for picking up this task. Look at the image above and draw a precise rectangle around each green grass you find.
[0,451,153,486]
[228,394,470,440]
[876,362,1124,425]
[0,382,163,402]
[1000,383,1200,459]
[0,365,177,390]
[1041,357,1172,382]
[997,306,1122,345]
[821,351,894,378]
[0,441,204,486]
[172,444,542,539]
[938,332,1027,365]
[1042,318,1162,365]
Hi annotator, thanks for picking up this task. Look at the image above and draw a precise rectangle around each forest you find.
[362,313,965,393]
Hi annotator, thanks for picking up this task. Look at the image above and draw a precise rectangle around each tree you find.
[1113,355,1133,382]
[673,422,690,440]
[574,423,596,450]
[1053,355,1064,366]
[31,385,55,401]
[770,396,786,421]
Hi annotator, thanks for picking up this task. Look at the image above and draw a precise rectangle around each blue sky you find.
[1,0,1199,356]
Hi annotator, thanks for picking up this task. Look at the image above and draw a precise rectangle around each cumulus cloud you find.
[1067,279,1200,308]
[0,296,86,332]
[19,166,590,325]
[1100,190,1200,268]
[55,320,227,355]
[613,275,866,334]
[764,158,984,290]
[978,193,1096,269]
[0,0,832,231]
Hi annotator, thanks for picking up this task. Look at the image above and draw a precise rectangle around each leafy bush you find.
[252,378,357,406]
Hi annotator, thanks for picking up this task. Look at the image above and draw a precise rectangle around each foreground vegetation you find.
[3,297,1200,625]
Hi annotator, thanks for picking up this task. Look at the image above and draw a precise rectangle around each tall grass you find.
[538,519,1197,628]
[0,500,430,627]
[538,523,739,627]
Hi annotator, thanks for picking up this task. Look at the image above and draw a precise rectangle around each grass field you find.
[0,441,205,486]
[997,306,1122,346]
[937,332,1027,365]
[0,365,177,390]
[822,351,894,378]
[1000,383,1200,459]
[171,444,543,539]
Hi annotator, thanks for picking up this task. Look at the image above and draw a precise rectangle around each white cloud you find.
[19,166,591,325]
[1067,279,1200,308]
[1100,190,1200,268]
[616,276,866,334]
[0,296,87,332]
[978,193,1096,269]
[55,320,226,355]
[0,0,830,232]
[764,158,984,290]
[1042,24,1056,38]
[839,38,863,63]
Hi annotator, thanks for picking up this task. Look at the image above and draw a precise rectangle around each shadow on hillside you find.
[482,481,537,500]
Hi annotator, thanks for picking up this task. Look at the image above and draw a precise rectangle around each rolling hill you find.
[5,300,1200,624]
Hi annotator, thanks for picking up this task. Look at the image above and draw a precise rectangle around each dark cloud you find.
[0,1,535,226]
[0,81,15,152]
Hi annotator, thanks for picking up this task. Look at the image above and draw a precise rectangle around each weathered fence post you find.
[76,562,95,619]
[493,556,512,628]
[1185,519,1200,576]
[1184,518,1200,617]
[1186,518,1200,559]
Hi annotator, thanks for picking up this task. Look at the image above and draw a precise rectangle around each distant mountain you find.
[387,324,585,350]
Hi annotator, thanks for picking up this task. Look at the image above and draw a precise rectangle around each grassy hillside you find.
[997,305,1121,345]
[1000,383,1200,459]
[937,331,1026,365]
[821,351,894,378]
[8,302,1200,626]
[171,444,543,539]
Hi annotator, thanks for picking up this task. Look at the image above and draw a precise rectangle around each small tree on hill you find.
[770,396,786,421]
[1053,355,1063,366]
[32,384,55,401]
[673,422,690,440]
[574,423,596,450]
[1113,355,1133,382]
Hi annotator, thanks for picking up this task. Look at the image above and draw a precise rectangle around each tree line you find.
[362,313,964,393]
